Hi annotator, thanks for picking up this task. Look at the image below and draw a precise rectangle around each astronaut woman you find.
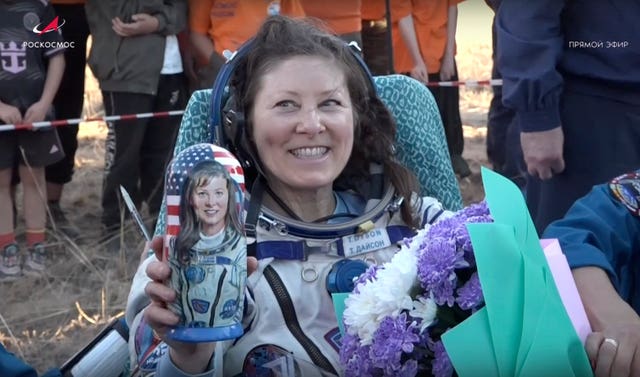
[168,159,246,340]
[129,15,452,377]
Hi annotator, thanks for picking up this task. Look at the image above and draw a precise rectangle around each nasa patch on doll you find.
[609,171,640,216]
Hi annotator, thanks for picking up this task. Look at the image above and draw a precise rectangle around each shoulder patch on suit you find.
[609,172,640,216]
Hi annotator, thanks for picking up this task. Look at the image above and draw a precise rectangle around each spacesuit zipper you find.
[263,266,338,376]
[209,268,228,327]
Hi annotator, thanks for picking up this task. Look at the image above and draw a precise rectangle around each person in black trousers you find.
[46,1,90,239]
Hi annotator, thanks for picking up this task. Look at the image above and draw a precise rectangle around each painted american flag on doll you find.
[165,143,245,237]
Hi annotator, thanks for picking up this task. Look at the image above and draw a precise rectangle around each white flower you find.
[343,235,424,345]
[344,281,385,344]
[409,295,438,334]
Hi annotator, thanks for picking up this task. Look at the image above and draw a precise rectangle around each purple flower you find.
[369,313,420,374]
[417,237,468,306]
[460,201,490,218]
[341,332,375,377]
[449,203,492,267]
[428,340,454,377]
[426,216,458,240]
[451,223,475,266]
[340,331,359,365]
[353,264,383,294]
[456,272,484,310]
[397,359,418,377]
[339,201,494,377]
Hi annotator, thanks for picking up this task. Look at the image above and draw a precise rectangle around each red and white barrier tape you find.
[0,110,185,132]
[0,78,500,132]
[425,79,502,87]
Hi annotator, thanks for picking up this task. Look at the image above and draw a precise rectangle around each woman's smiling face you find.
[190,176,229,236]
[250,55,354,195]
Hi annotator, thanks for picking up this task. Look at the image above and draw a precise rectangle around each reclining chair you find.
[51,74,463,377]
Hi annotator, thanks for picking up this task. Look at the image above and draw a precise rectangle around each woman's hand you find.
[585,323,640,377]
[145,259,215,372]
[573,267,640,376]
[142,236,258,373]
[143,253,179,339]
[143,237,216,373]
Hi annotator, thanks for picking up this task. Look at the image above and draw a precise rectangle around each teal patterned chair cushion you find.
[153,74,462,235]
[375,75,462,210]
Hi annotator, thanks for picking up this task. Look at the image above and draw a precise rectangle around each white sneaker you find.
[23,243,47,277]
[0,243,22,282]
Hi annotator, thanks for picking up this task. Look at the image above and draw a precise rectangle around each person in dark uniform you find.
[543,170,640,377]
[497,0,640,233]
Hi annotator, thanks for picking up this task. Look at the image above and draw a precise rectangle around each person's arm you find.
[112,0,186,38]
[398,14,428,83]
[542,184,638,293]
[189,30,225,89]
[24,53,64,123]
[190,31,217,68]
[543,183,640,376]
[496,0,565,134]
[152,0,188,36]
[188,0,217,66]
[496,0,566,179]
[440,2,458,81]
[572,267,639,331]
[111,14,159,37]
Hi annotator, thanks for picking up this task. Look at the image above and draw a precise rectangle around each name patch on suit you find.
[342,229,391,257]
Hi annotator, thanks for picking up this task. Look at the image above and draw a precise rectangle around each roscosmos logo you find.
[32,16,65,35]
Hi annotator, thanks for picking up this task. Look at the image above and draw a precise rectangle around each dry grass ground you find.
[0,39,495,374]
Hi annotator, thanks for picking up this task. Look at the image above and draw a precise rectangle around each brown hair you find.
[229,16,420,227]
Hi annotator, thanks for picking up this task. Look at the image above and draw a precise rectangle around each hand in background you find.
[24,100,49,124]
[0,102,22,124]
[410,61,429,85]
[520,126,565,180]
[112,14,159,37]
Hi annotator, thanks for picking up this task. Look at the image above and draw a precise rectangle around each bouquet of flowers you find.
[340,202,492,377]
[339,168,594,377]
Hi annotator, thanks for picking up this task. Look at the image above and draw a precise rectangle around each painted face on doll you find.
[190,176,229,236]
[251,55,355,196]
